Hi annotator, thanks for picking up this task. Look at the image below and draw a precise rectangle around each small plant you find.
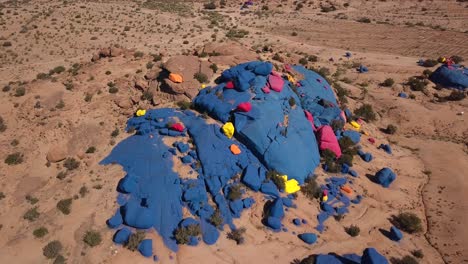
[55,100,65,109]
[451,55,463,64]
[209,209,223,228]
[64,81,74,90]
[288,97,296,107]
[227,227,246,244]
[174,224,201,244]
[86,146,96,153]
[11,139,19,146]
[2,85,11,92]
[15,87,26,97]
[411,249,424,259]
[385,124,398,134]
[56,171,67,180]
[126,231,146,251]
[227,184,242,201]
[393,212,423,234]
[266,170,285,190]
[194,72,208,83]
[134,51,144,58]
[24,207,40,221]
[108,86,118,94]
[5,152,24,165]
[33,227,49,238]
[291,31,298,36]
[141,91,153,101]
[111,128,119,137]
[26,195,39,205]
[0,116,6,132]
[176,101,192,110]
[209,63,218,73]
[392,255,419,264]
[57,198,73,215]
[354,104,376,121]
[301,177,321,199]
[105,71,112,75]
[357,17,371,23]
[445,90,466,101]
[272,53,284,62]
[298,57,308,66]
[84,93,93,102]
[63,158,79,170]
[422,59,438,67]
[0,192,5,200]
[79,186,88,198]
[381,78,395,87]
[53,255,66,264]
[83,230,102,247]
[204,1,216,9]
[345,225,360,237]
[51,66,66,74]
[2,41,12,47]
[43,240,63,259]
[422,69,432,77]
[407,77,428,91]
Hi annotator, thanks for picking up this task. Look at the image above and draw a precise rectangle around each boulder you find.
[390,226,403,241]
[145,68,161,80]
[115,97,133,109]
[138,239,153,257]
[298,233,317,244]
[362,248,388,264]
[113,228,131,244]
[134,77,149,92]
[46,145,68,162]
[110,47,124,57]
[375,168,396,188]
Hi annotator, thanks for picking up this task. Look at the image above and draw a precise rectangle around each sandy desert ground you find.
[0,0,467,264]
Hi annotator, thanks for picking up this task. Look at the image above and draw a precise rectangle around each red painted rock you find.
[236,102,252,112]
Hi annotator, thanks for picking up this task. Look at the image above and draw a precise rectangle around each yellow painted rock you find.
[322,195,328,202]
[350,121,361,130]
[222,122,235,139]
[136,109,146,117]
[284,179,301,194]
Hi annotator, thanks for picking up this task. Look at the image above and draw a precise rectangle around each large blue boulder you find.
[242,197,255,208]
[260,181,279,197]
[113,228,132,245]
[362,248,388,264]
[342,130,361,144]
[375,168,396,188]
[107,209,123,228]
[118,174,138,194]
[242,165,262,191]
[121,200,155,229]
[200,218,220,245]
[390,226,403,241]
[266,216,281,230]
[269,198,284,219]
[429,64,468,90]
[315,254,343,264]
[138,239,153,257]
[298,233,317,245]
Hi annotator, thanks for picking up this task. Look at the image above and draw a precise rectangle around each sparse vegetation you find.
[174,224,201,244]
[15,87,26,97]
[301,177,321,199]
[227,227,246,244]
[194,72,208,83]
[407,77,428,91]
[63,158,79,170]
[266,170,285,190]
[83,230,102,247]
[385,124,398,134]
[43,240,63,259]
[33,227,48,238]
[109,86,119,93]
[209,63,218,73]
[26,195,39,205]
[354,104,376,121]
[24,207,40,221]
[394,212,423,233]
[176,100,192,110]
[0,116,7,132]
[345,225,360,237]
[357,17,371,23]
[56,171,67,180]
[209,209,223,228]
[86,146,96,153]
[226,29,249,39]
[381,78,395,87]
[227,184,242,201]
[111,128,119,137]
[56,198,73,215]
[421,59,438,67]
[5,152,24,165]
[125,231,146,251]
[204,1,216,9]
[411,249,424,259]
[79,186,89,198]
[391,255,419,264]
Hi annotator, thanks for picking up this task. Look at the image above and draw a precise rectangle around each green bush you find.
[298,57,308,65]
[407,77,428,91]
[174,224,201,244]
[357,17,371,23]
[226,29,249,39]
[86,146,96,153]
[227,227,246,244]
[381,78,395,87]
[63,158,79,170]
[288,97,296,107]
[15,87,26,97]
[345,225,360,237]
[422,59,438,67]
[24,207,40,221]
[134,51,144,58]
[2,41,12,47]
[385,124,398,134]
[411,249,424,259]
[209,209,223,228]
[111,128,119,137]
[108,86,119,93]
[5,152,23,165]
[354,104,376,121]
[266,170,285,190]
[43,240,63,259]
[301,177,321,199]
[227,184,242,201]
[84,93,93,102]
[57,198,73,215]
[394,212,423,233]
[126,231,146,251]
[194,72,208,83]
[204,1,216,9]
[0,116,6,132]
[83,230,102,247]
[37,73,49,80]
[33,227,49,238]
[176,100,192,110]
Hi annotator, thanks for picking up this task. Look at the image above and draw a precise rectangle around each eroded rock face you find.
[46,145,68,162]
[91,46,126,61]
[115,97,133,109]
[202,41,258,66]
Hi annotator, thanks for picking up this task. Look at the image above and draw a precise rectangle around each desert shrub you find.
[141,91,153,101]
[354,104,376,121]
[204,1,216,9]
[225,29,249,39]
[422,59,438,67]
[321,5,336,12]
[183,40,189,45]
[392,255,419,264]
[2,85,10,92]
[209,209,223,228]
[445,90,466,101]
[176,100,192,110]
[297,255,316,264]
[2,41,12,47]
[85,146,96,153]
[381,78,395,87]
[56,171,67,180]
[334,214,345,221]
[111,128,119,137]
[291,31,298,36]
[194,72,208,83]
[0,116,6,132]
[56,198,73,215]
[301,177,321,199]
[24,207,40,221]
[411,249,424,259]
[345,225,360,237]
[43,240,62,259]
[152,53,162,62]
[385,124,398,134]
[15,86,25,97]
[357,17,371,23]
[84,93,93,102]
[5,152,23,165]
[209,63,218,73]
[330,119,344,132]
[407,77,428,91]
[272,53,284,62]
[321,149,336,163]
[37,73,49,80]
[125,231,146,251]
[227,227,246,244]
[55,100,65,109]
[266,170,285,190]
[422,69,432,77]
[79,186,88,197]
[334,83,349,105]
[299,57,308,65]
[83,230,102,247]
[108,86,118,93]
[394,212,423,233]
[134,51,144,58]
[33,227,48,238]
[174,224,201,244]
[26,195,39,204]
[308,55,318,62]
[51,66,66,74]
[64,81,74,90]
[63,158,79,170]
[227,184,242,201]
[451,55,463,64]
[0,192,5,200]
[53,255,66,264]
